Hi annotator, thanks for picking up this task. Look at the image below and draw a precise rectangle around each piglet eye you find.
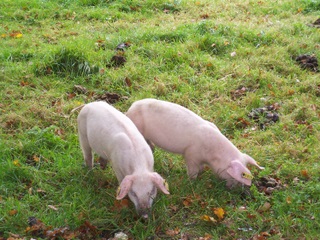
[149,187,156,197]
[130,191,137,198]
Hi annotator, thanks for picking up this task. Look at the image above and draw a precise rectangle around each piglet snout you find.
[137,208,151,220]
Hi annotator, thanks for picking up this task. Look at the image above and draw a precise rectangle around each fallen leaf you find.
[9,209,18,216]
[20,80,29,86]
[200,215,217,223]
[169,204,178,212]
[13,159,21,167]
[165,227,180,236]
[247,213,256,219]
[113,199,130,211]
[48,205,58,211]
[287,89,295,95]
[124,77,132,87]
[213,207,225,220]
[33,155,40,162]
[9,31,23,38]
[199,233,213,240]
[286,196,292,204]
[200,14,209,19]
[183,198,192,207]
[258,202,271,212]
[301,169,309,178]
[67,93,76,100]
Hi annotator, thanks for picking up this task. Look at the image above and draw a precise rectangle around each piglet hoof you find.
[82,163,93,170]
[98,157,108,170]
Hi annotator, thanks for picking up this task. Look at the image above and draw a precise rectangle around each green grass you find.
[1,0,320,239]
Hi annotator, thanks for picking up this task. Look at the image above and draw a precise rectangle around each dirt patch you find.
[248,103,280,130]
[255,176,285,195]
[93,92,128,104]
[295,54,318,72]
[307,18,320,28]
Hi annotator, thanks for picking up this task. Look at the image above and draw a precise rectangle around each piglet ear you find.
[116,175,135,200]
[227,160,252,186]
[151,173,170,195]
[244,154,265,170]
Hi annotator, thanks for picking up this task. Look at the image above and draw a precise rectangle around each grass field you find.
[1,0,320,239]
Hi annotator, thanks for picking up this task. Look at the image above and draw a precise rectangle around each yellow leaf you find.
[13,159,21,167]
[15,33,23,38]
[286,196,292,204]
[213,207,225,220]
[200,215,217,223]
[1,33,7,38]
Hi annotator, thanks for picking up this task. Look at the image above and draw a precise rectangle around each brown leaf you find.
[20,80,29,86]
[9,30,23,38]
[165,227,180,237]
[67,93,76,100]
[9,209,18,216]
[199,233,213,240]
[182,197,193,207]
[301,169,309,178]
[258,202,271,212]
[124,77,132,87]
[286,196,292,204]
[113,199,130,211]
[33,155,40,162]
[200,14,209,19]
[235,117,250,128]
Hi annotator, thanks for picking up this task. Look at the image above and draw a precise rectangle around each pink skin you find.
[126,98,264,188]
[77,101,169,218]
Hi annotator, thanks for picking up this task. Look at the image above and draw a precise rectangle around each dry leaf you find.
[199,233,213,240]
[213,207,225,220]
[286,196,292,204]
[301,169,309,178]
[113,199,130,211]
[200,215,217,223]
[33,155,40,162]
[9,209,18,216]
[48,205,58,211]
[258,202,271,212]
[124,77,132,87]
[165,227,180,236]
[13,160,21,167]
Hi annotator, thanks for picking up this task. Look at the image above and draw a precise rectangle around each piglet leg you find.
[184,151,203,179]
